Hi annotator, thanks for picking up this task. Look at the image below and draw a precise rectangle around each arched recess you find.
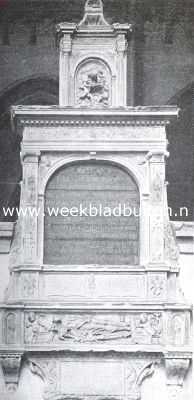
[44,160,140,266]
[0,76,59,221]
[166,82,194,221]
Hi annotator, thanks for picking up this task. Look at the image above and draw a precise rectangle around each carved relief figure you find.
[24,313,163,346]
[22,274,37,297]
[58,315,132,343]
[171,314,185,346]
[25,312,49,344]
[151,172,163,203]
[76,61,110,107]
[164,218,179,265]
[133,313,162,344]
[5,313,16,344]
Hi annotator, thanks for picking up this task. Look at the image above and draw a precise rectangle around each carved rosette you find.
[0,354,22,392]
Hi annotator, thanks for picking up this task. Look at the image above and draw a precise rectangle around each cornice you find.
[11,106,180,130]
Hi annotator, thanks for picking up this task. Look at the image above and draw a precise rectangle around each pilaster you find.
[21,151,40,264]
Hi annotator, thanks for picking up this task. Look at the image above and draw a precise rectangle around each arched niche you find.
[44,160,140,265]
[75,58,112,108]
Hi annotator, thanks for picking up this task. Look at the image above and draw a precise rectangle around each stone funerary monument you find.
[0,1,192,399]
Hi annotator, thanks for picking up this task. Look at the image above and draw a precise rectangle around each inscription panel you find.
[60,361,124,395]
[43,273,146,299]
[44,162,140,265]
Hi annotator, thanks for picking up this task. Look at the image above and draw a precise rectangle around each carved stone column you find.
[165,356,191,400]
[59,34,73,106]
[0,354,22,392]
[148,151,166,265]
[116,34,128,107]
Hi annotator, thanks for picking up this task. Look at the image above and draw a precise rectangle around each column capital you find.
[60,34,72,53]
[146,151,169,163]
[21,150,41,163]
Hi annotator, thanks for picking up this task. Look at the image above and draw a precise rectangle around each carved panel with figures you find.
[24,312,162,346]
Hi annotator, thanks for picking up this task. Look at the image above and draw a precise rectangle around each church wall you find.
[0,16,194,106]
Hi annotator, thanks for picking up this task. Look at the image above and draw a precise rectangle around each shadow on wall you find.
[0,76,59,221]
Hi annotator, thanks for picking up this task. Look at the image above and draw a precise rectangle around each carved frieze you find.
[24,312,162,346]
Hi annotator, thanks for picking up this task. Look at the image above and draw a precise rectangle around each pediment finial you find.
[85,0,103,12]
[79,0,109,28]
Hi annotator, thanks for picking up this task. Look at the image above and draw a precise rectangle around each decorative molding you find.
[0,354,22,392]
[11,105,180,132]
[17,118,170,128]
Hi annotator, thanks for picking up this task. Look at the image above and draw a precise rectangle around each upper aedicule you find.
[57,0,132,107]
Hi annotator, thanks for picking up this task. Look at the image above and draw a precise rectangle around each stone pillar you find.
[116,34,128,107]
[59,34,72,106]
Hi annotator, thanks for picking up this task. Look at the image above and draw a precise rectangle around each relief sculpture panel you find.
[76,60,111,107]
[24,312,162,346]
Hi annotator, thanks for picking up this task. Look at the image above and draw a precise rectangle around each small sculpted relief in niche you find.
[5,313,16,344]
[76,61,110,107]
